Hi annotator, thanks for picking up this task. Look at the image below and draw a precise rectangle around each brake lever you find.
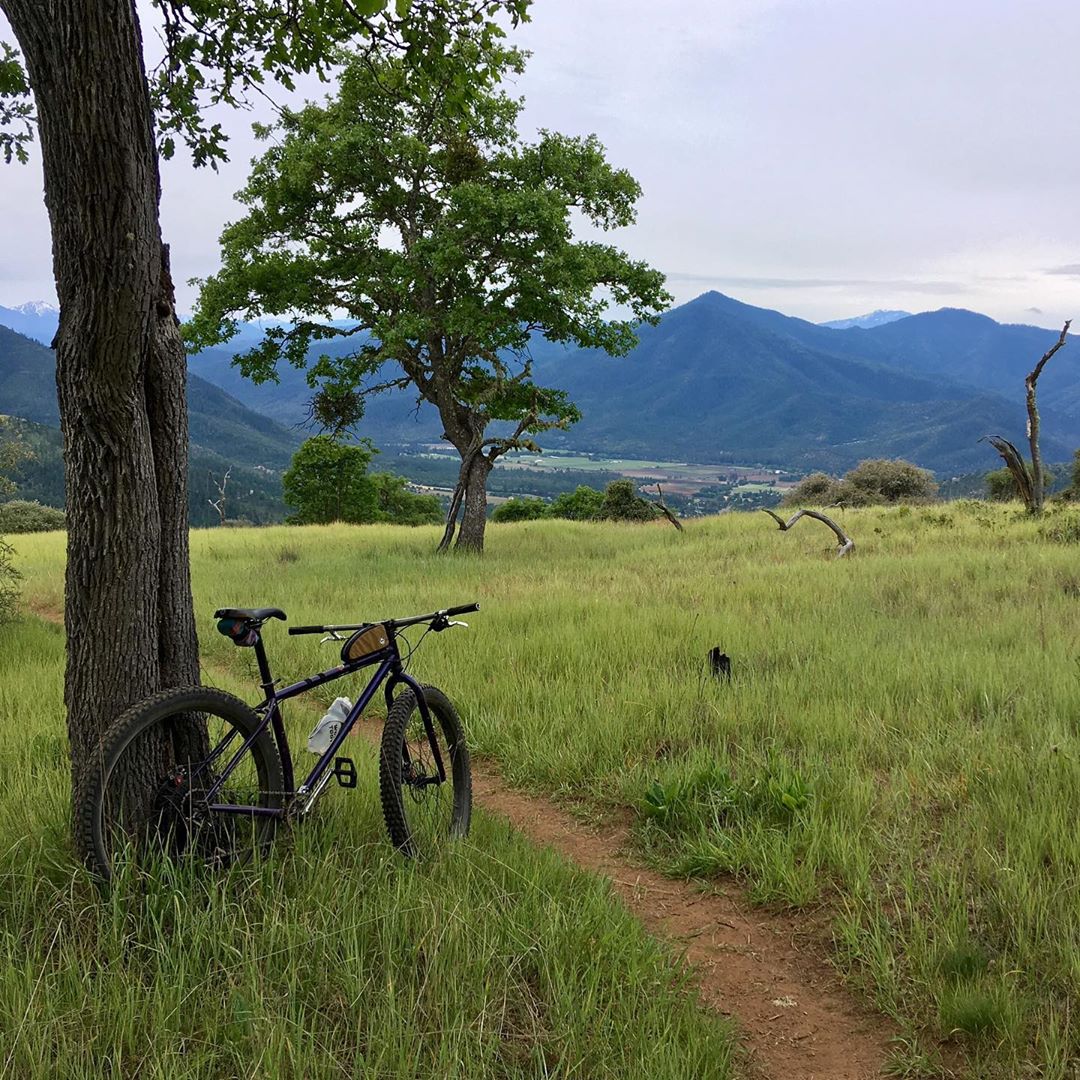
[320,631,344,644]
[448,620,468,629]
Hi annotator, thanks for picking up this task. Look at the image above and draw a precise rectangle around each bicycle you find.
[77,602,479,881]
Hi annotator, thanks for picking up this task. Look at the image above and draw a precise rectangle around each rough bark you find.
[762,508,854,557]
[454,453,493,553]
[4,0,200,815]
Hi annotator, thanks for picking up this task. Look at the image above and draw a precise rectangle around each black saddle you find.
[214,607,287,624]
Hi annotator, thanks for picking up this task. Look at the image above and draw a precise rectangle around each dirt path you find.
[465,759,894,1080]
[28,605,894,1078]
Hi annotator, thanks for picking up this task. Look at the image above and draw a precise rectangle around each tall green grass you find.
[9,499,1080,1076]
[0,616,735,1078]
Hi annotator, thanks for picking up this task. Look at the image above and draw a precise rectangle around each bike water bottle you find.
[307,696,352,754]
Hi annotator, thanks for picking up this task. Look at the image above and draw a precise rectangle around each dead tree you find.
[649,484,684,531]
[208,467,232,527]
[762,508,854,557]
[984,320,1071,515]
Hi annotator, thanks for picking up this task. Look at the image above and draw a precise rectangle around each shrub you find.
[985,468,1019,502]
[283,435,379,525]
[0,500,66,533]
[597,478,657,522]
[491,497,549,523]
[549,485,605,521]
[784,459,938,507]
[370,473,442,526]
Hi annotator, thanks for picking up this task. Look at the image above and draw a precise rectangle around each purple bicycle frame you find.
[202,631,439,819]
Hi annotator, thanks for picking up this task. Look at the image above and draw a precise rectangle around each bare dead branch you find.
[980,434,1035,508]
[762,507,854,557]
[649,484,684,531]
[208,467,231,527]
[1024,320,1071,514]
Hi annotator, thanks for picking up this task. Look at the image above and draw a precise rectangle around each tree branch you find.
[648,484,683,531]
[762,507,854,557]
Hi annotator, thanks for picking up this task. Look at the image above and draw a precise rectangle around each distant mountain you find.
[9,290,1080,479]
[820,310,911,330]
[0,303,58,344]
[0,324,300,469]
[524,293,1077,473]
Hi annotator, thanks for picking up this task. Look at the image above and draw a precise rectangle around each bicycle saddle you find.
[214,607,287,623]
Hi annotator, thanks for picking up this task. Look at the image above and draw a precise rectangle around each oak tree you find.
[185,14,669,552]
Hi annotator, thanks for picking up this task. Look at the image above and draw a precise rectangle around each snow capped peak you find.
[12,300,59,316]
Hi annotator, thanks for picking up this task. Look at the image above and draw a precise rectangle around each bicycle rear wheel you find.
[76,687,284,882]
[379,684,471,857]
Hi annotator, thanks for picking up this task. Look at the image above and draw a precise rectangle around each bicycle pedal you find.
[333,757,358,789]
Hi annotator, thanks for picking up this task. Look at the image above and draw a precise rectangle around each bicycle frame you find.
[202,628,442,819]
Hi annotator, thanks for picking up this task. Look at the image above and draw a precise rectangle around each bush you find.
[491,497,549,523]
[597,478,658,522]
[549,485,605,521]
[370,473,443,526]
[784,459,938,508]
[985,468,1019,501]
[0,500,66,533]
[283,436,378,525]
[781,471,836,507]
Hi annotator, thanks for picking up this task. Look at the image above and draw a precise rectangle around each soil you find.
[465,762,895,1080]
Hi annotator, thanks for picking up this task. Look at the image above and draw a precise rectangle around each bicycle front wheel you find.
[379,684,471,857]
[76,686,284,882]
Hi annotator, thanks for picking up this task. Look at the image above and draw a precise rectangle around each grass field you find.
[5,501,1080,1077]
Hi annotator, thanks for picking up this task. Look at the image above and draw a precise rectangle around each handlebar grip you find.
[288,625,325,635]
[445,603,480,617]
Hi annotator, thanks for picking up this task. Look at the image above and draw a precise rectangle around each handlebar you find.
[288,602,479,636]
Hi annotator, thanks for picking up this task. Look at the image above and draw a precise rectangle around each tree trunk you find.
[4,0,199,820]
[455,453,492,553]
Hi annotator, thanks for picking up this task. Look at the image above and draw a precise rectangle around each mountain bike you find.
[76,603,478,881]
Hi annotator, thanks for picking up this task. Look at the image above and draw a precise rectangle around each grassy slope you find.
[0,621,734,1077]
[7,503,1080,1076]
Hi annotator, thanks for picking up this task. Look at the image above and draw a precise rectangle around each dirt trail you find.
[28,604,893,1078]
[465,760,893,1080]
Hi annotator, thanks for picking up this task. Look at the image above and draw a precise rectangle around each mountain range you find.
[0,324,300,525]
[2,293,1077,477]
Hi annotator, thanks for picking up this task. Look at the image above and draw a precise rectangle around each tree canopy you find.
[185,8,669,551]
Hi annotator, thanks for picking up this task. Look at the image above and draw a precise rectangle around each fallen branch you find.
[762,507,854,557]
[649,484,684,531]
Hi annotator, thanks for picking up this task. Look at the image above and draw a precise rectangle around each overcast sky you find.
[1,0,1078,326]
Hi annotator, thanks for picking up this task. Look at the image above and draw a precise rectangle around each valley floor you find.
[4,502,1080,1077]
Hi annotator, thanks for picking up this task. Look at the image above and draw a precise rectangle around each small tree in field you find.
[597,479,658,522]
[550,485,605,520]
[283,436,378,525]
[491,497,549,523]
[370,474,442,526]
[185,9,669,554]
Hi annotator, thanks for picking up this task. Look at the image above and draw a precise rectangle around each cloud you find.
[1026,306,1044,314]
[665,272,967,295]
[1044,265,1080,277]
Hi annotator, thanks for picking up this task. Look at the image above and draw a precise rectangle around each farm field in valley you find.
[4,502,1080,1077]
[407,446,797,500]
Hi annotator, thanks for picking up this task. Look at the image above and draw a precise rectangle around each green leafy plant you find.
[185,5,669,552]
